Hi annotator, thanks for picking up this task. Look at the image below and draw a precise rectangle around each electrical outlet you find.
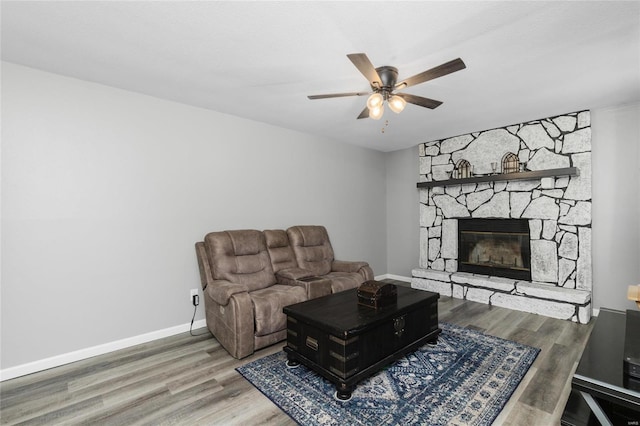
[190,289,198,306]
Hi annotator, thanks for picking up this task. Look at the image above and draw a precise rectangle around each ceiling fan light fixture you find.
[366,93,384,110]
[388,95,407,114]
[369,104,384,120]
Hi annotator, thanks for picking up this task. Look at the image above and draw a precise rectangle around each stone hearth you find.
[412,111,592,323]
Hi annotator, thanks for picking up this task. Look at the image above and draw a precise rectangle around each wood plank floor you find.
[1,280,594,425]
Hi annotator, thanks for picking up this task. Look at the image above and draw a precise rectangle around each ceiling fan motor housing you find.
[374,66,398,96]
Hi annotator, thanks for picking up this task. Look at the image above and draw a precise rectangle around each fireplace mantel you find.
[416,167,579,189]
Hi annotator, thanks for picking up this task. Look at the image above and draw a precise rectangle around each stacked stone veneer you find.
[412,111,592,323]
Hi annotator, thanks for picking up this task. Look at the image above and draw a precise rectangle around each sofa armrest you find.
[332,260,369,273]
[332,260,374,281]
[203,285,255,359]
[206,280,249,305]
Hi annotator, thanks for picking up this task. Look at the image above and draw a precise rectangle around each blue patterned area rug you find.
[237,322,539,426]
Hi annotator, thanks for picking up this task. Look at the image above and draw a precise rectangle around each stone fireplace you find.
[412,111,592,323]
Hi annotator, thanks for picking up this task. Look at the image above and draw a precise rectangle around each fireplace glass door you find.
[458,219,531,281]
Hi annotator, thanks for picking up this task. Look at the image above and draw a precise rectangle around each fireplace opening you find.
[457,218,531,281]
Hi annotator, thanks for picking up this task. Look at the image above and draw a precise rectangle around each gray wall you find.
[385,146,419,277]
[2,60,638,373]
[384,103,640,312]
[591,103,640,312]
[1,63,387,369]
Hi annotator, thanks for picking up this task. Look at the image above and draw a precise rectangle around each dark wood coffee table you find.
[283,284,440,400]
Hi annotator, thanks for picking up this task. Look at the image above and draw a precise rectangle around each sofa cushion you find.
[205,230,276,292]
[250,284,306,336]
[264,229,298,273]
[228,230,263,256]
[287,225,334,276]
[295,225,328,246]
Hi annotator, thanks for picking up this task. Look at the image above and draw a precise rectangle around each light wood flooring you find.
[1,280,594,425]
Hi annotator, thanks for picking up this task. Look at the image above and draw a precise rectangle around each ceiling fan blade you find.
[357,107,370,119]
[308,91,369,100]
[395,58,466,90]
[347,53,382,88]
[396,93,443,109]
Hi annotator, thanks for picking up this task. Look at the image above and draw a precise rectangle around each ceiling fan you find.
[308,53,466,120]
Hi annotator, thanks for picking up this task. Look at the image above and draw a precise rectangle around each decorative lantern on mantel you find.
[502,152,519,174]
[455,159,472,179]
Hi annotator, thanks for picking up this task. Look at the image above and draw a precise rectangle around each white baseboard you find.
[375,273,412,283]
[0,319,207,382]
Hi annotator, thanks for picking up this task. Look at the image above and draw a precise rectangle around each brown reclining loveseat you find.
[195,225,374,359]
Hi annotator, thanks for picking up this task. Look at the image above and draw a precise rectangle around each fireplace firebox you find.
[457,219,531,281]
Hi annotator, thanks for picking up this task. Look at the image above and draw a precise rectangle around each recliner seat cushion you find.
[205,230,276,292]
[250,284,306,336]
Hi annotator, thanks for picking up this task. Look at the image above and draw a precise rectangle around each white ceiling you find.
[2,1,639,152]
